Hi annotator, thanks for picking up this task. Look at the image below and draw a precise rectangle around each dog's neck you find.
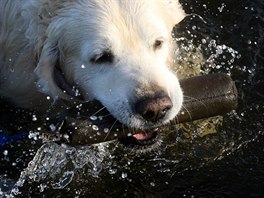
[53,63,84,101]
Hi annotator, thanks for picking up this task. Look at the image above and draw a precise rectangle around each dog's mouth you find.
[118,128,160,147]
[61,101,162,148]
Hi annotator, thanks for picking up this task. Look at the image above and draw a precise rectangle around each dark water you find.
[1,0,264,197]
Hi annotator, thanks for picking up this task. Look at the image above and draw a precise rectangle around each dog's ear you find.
[34,42,70,101]
[165,0,186,25]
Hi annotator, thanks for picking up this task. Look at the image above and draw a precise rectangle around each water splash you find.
[174,36,240,78]
[5,142,113,195]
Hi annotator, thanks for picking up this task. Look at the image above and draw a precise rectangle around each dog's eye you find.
[153,40,163,50]
[90,51,114,64]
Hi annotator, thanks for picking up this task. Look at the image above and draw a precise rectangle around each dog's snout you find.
[135,92,173,123]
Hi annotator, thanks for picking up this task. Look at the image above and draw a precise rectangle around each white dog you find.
[0,0,185,133]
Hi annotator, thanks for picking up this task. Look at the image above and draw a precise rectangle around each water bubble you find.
[121,172,127,179]
[39,183,47,192]
[201,39,207,44]
[81,64,86,69]
[208,39,217,48]
[109,168,117,175]
[104,128,109,133]
[10,187,21,196]
[3,150,8,156]
[28,131,39,139]
[32,115,37,121]
[63,134,70,140]
[51,171,74,189]
[74,89,80,97]
[92,125,99,131]
[76,104,83,110]
[49,124,56,132]
[218,3,226,13]
[90,115,98,121]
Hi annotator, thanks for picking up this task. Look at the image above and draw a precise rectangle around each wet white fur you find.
[0,0,185,129]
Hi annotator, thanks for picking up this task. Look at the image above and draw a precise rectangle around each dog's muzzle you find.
[134,91,173,123]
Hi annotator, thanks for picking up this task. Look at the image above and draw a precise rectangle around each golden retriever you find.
[0,0,185,138]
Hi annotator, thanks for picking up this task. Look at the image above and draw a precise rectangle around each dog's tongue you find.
[132,130,158,141]
[133,132,154,141]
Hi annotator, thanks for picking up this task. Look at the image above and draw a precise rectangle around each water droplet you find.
[32,115,37,121]
[218,3,226,13]
[109,169,117,175]
[3,150,8,156]
[121,172,127,179]
[63,134,69,140]
[39,183,47,192]
[92,125,99,131]
[90,116,97,121]
[49,124,56,132]
[51,171,74,189]
[104,128,109,133]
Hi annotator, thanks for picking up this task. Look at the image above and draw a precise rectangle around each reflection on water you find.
[1,0,264,197]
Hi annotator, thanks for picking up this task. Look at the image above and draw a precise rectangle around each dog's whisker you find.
[186,13,207,24]
[103,119,118,142]
[122,124,126,137]
[77,113,112,120]
[91,106,106,117]
[184,95,207,106]
[170,111,181,126]
[100,113,112,118]
[174,115,180,125]
[184,95,208,112]
[181,104,193,121]
[129,144,137,155]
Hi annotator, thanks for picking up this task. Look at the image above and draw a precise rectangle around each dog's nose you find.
[135,92,173,123]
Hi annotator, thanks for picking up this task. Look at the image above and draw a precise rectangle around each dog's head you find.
[35,0,185,130]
